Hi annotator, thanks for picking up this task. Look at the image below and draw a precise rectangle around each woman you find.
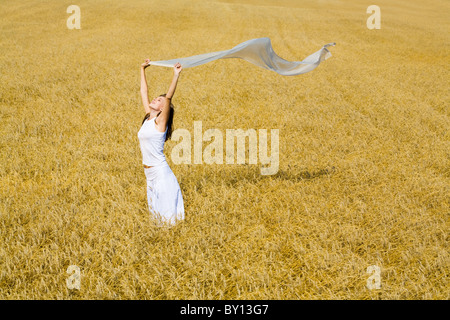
[138,59,184,226]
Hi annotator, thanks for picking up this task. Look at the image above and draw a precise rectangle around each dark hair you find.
[141,94,174,142]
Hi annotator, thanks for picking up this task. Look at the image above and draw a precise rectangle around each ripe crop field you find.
[0,0,448,299]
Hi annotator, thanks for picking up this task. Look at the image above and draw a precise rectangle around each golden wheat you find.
[0,0,448,299]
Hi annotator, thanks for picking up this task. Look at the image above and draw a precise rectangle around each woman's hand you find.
[174,62,182,76]
[141,58,151,69]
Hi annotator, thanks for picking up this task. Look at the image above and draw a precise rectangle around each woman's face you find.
[149,96,166,111]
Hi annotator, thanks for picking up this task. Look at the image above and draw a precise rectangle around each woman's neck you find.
[149,109,160,119]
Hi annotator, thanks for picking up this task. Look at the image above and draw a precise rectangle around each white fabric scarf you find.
[148,37,335,76]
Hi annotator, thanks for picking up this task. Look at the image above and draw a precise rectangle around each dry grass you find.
[0,0,449,299]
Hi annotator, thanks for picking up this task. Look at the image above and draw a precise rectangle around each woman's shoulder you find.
[154,115,168,133]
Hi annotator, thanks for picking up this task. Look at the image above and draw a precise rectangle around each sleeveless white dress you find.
[138,116,185,225]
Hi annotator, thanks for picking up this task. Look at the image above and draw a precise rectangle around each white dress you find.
[138,116,185,225]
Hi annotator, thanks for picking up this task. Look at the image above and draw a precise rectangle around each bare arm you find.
[165,64,181,100]
[140,59,151,114]
[155,63,182,130]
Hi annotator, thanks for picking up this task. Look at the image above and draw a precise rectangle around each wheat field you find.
[0,0,448,300]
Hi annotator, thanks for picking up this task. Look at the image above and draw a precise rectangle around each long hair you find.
[141,94,175,142]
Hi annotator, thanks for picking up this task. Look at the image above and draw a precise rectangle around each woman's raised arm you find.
[155,63,182,130]
[140,59,151,114]
[165,62,182,100]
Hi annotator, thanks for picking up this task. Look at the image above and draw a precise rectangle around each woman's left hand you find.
[141,58,151,69]
[174,62,182,75]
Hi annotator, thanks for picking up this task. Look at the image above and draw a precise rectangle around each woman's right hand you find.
[141,59,151,69]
